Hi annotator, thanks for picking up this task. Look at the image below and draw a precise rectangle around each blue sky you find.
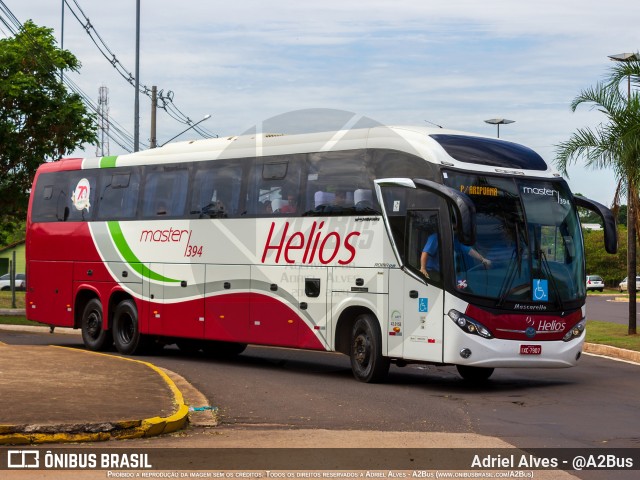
[4,0,640,205]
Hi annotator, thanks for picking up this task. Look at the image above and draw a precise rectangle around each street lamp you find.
[484,118,515,138]
[608,52,639,98]
[160,115,211,147]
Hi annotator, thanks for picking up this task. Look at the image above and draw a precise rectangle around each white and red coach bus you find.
[25,125,617,382]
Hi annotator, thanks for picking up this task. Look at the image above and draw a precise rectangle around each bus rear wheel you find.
[112,299,145,355]
[349,314,390,383]
[456,365,494,383]
[81,298,112,351]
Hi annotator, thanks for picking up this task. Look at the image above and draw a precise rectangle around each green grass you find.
[586,288,621,295]
[0,315,41,326]
[586,321,640,351]
[0,291,25,309]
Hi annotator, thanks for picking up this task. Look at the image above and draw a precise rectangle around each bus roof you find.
[51,125,556,176]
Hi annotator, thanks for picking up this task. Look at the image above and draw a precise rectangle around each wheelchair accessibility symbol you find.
[532,279,548,302]
[418,298,428,312]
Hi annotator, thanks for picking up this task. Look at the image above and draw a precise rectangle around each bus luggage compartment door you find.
[250,265,301,347]
[204,264,250,342]
[248,265,329,349]
[143,263,205,339]
[27,260,74,327]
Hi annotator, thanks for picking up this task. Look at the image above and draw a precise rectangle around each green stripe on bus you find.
[107,221,180,283]
[100,156,118,168]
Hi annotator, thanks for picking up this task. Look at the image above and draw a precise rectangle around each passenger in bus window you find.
[333,190,347,207]
[279,193,298,213]
[156,200,169,216]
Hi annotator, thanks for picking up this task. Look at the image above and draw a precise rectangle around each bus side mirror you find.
[413,178,477,245]
[573,196,618,254]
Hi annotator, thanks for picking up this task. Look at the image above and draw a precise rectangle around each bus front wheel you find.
[349,314,390,383]
[112,299,144,355]
[456,365,494,383]
[81,298,112,351]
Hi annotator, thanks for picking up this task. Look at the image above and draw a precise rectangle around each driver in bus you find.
[420,232,491,281]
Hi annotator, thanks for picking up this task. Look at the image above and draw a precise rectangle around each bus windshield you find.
[442,171,585,307]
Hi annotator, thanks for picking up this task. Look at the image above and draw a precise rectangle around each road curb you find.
[583,342,640,363]
[0,309,26,316]
[0,347,189,445]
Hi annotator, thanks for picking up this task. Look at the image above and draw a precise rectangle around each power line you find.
[63,0,217,138]
[2,0,217,148]
[0,3,142,153]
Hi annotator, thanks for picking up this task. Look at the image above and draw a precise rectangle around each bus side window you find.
[407,211,442,285]
[305,149,374,215]
[31,173,62,222]
[253,155,303,216]
[142,168,189,218]
[66,173,97,222]
[190,161,243,218]
[96,171,140,220]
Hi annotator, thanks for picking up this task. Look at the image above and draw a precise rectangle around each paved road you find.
[1,327,639,458]
[586,294,640,325]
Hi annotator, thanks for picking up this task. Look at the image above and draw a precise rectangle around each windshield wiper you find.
[496,249,519,308]
[496,222,527,307]
[537,248,565,312]
[514,222,523,273]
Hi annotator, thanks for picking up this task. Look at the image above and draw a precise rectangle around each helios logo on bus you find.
[261,216,377,265]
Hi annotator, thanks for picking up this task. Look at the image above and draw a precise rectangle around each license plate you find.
[520,345,542,355]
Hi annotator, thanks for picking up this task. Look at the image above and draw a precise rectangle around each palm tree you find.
[555,58,640,335]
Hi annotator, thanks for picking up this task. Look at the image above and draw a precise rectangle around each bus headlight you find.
[563,318,586,342]
[448,309,493,339]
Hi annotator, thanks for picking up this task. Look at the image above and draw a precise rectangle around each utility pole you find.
[60,0,65,82]
[134,0,140,151]
[150,86,157,148]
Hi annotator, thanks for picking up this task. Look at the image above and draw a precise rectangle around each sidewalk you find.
[0,336,194,445]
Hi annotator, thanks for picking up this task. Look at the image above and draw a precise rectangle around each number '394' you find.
[184,245,203,257]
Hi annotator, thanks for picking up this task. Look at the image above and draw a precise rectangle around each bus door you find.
[400,210,445,362]
[375,179,446,362]
[143,263,205,339]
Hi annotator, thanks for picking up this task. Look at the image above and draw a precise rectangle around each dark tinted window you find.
[371,149,435,180]
[304,149,378,216]
[251,155,304,216]
[430,134,548,171]
[32,172,63,222]
[142,166,189,218]
[371,149,438,220]
[190,160,245,218]
[31,171,97,222]
[96,169,140,220]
